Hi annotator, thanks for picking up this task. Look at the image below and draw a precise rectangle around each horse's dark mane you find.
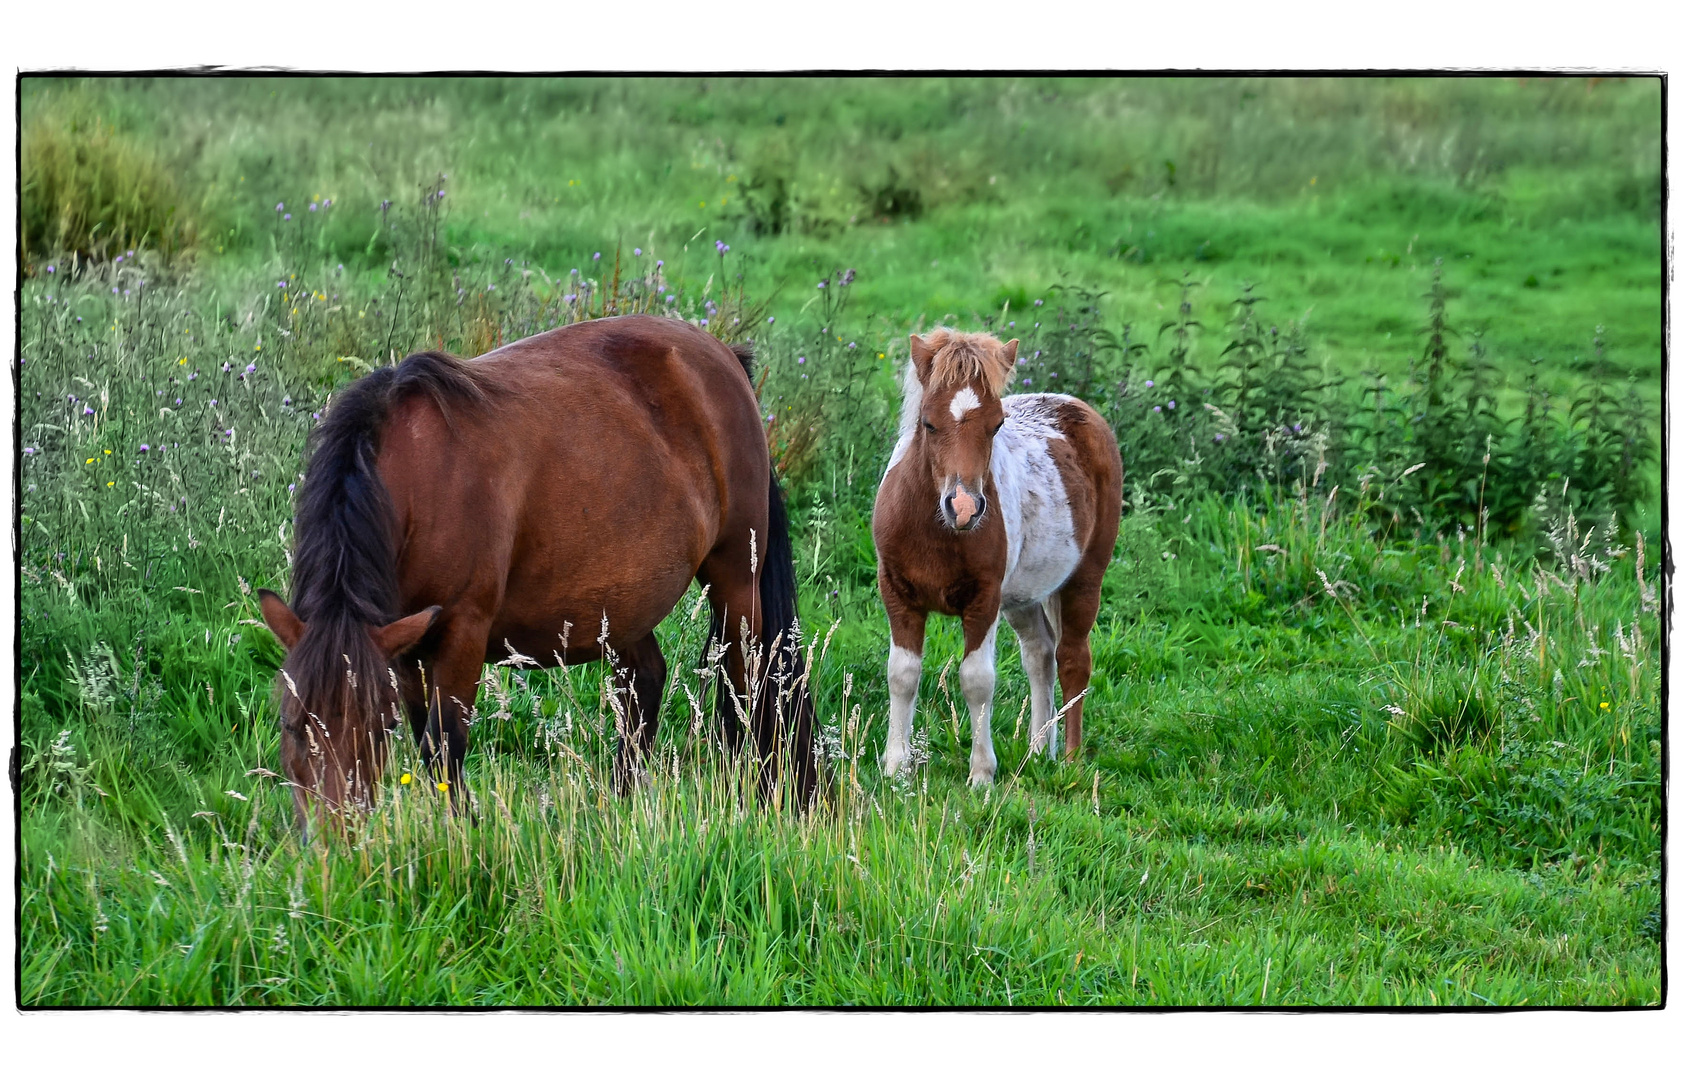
[285,351,489,717]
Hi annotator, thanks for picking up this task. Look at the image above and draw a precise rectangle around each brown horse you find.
[258,314,817,834]
[871,328,1122,783]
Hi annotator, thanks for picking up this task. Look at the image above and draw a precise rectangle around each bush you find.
[22,93,196,264]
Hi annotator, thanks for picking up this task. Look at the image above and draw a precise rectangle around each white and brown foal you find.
[872,328,1123,784]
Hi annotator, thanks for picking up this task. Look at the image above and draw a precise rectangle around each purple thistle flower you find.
[283,396,291,405]
[767,316,775,324]
[245,363,257,374]
[23,447,35,455]
[655,259,664,269]
[283,213,291,220]
[210,399,218,406]
[276,203,284,212]
[563,293,577,303]
[127,250,133,257]
[115,255,123,264]
[139,444,150,452]
[309,202,318,212]
[175,398,182,405]
[188,372,197,380]
[1215,433,1226,442]
[633,248,643,256]
[816,280,826,289]
[593,252,602,261]
[1144,380,1154,388]
[279,281,288,288]
[46,265,55,274]
[289,483,296,493]
[797,356,806,364]
[1034,299,1043,306]
[1168,400,1177,409]
[700,319,709,326]
[1022,378,1033,385]
[1008,321,1015,328]
[84,405,95,415]
[312,412,321,420]
[222,362,231,372]
[1153,405,1162,413]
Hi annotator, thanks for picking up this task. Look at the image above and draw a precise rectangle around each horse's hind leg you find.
[611,632,668,793]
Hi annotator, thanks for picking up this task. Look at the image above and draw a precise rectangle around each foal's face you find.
[918,377,1007,532]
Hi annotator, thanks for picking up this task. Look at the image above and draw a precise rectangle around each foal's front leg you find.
[881,607,926,779]
[959,603,1002,786]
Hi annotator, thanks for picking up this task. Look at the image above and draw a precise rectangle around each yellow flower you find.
[436,781,450,793]
[1601,702,1610,709]
[104,449,111,455]
[878,353,885,359]
[399,772,412,785]
[106,481,114,488]
[86,458,95,465]
[178,357,187,365]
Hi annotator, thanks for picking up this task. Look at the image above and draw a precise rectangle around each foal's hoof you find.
[880,751,911,779]
[968,764,996,787]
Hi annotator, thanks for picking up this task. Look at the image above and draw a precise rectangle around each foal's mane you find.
[920,327,1016,395]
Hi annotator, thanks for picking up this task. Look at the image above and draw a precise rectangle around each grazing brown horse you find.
[871,328,1122,784]
[259,315,817,834]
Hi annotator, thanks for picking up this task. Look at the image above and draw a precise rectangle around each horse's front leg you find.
[420,618,492,817]
[881,602,926,780]
[959,598,1002,786]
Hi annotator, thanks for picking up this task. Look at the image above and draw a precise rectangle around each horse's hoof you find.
[881,753,911,778]
[968,765,996,787]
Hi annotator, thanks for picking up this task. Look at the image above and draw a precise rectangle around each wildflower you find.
[223,362,232,372]
[276,203,285,212]
[283,396,291,405]
[46,265,55,273]
[1008,321,1016,328]
[633,247,643,256]
[175,398,182,405]
[400,772,412,785]
[86,457,95,464]
[664,294,675,302]
[797,356,806,364]
[1145,380,1154,388]
[767,316,775,324]
[283,213,291,220]
[1214,433,1226,442]
[312,412,321,420]
[278,281,288,289]
[563,293,577,303]
[210,399,218,406]
[1601,702,1610,709]
[1153,405,1162,413]
[1022,377,1033,385]
[245,363,257,374]
[288,483,295,493]
[309,202,318,212]
[817,280,826,289]
[716,240,729,254]
[324,199,333,208]
[127,250,133,257]
[115,255,123,264]
[437,781,449,792]
[655,259,664,268]
[1168,400,1177,409]
[700,319,708,326]
[593,252,602,260]
[140,444,150,452]
[23,447,34,455]
[840,268,855,285]
[848,342,856,349]
[84,405,95,415]
[1034,298,1043,306]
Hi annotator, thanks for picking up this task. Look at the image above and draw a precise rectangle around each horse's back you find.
[994,393,1121,607]
[377,316,765,653]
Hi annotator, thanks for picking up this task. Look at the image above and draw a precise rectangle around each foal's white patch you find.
[991,394,1084,609]
[948,386,981,421]
[884,363,924,476]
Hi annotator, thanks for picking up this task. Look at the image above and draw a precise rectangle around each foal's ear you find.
[258,589,306,651]
[908,333,937,383]
[999,338,1019,365]
[372,606,442,658]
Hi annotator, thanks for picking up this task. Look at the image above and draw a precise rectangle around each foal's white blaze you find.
[948,386,981,421]
[882,643,923,777]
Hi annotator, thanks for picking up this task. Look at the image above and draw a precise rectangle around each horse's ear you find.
[908,334,936,384]
[1000,338,1019,365]
[259,589,305,651]
[372,606,441,658]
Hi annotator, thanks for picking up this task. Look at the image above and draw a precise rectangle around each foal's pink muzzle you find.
[942,481,986,531]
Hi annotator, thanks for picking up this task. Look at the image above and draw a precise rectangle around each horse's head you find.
[259,588,438,829]
[907,329,1019,532]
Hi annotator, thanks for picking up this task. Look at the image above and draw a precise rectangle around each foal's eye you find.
[922,418,936,432]
[991,421,1004,436]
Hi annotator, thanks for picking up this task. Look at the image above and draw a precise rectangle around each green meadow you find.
[17,75,1662,1005]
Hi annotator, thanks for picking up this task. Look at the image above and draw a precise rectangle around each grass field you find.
[16,75,1664,1006]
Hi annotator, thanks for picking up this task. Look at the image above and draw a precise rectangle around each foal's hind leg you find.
[1052,577,1103,760]
[1005,602,1059,758]
[610,632,668,793]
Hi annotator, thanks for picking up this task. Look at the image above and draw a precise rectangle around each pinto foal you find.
[872,329,1122,783]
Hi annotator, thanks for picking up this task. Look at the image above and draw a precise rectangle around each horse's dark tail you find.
[717,341,819,806]
[759,466,819,805]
